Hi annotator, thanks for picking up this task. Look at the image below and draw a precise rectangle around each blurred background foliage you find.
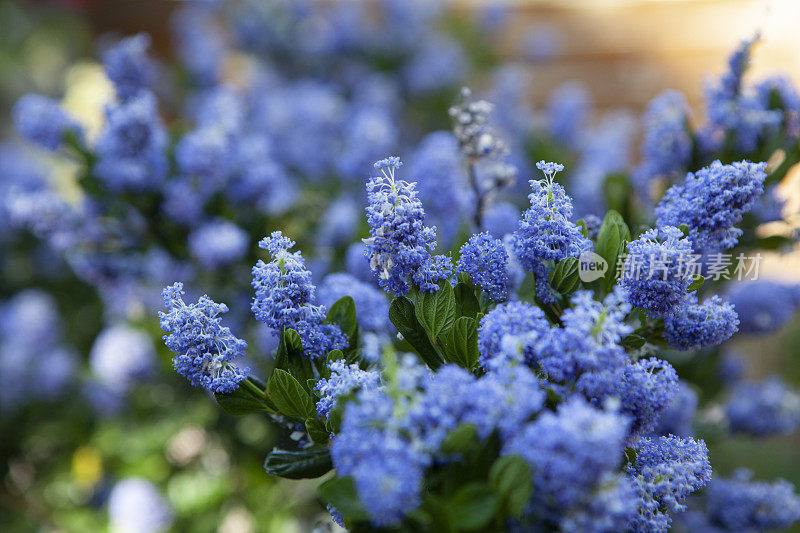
[1,0,800,532]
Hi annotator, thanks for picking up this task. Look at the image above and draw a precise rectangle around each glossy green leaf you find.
[548,256,581,295]
[489,455,533,517]
[213,377,275,415]
[318,477,369,521]
[388,297,443,369]
[326,296,359,350]
[687,274,705,292]
[454,282,480,319]
[264,447,332,479]
[415,282,456,340]
[267,369,315,419]
[449,483,499,531]
[439,317,479,369]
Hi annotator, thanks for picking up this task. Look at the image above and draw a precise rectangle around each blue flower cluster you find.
[703,469,800,531]
[663,295,739,350]
[159,282,248,393]
[619,226,694,318]
[12,94,83,151]
[0,290,77,413]
[655,160,767,253]
[725,376,800,436]
[251,232,348,358]
[513,161,591,303]
[314,359,381,419]
[456,232,510,302]
[726,280,800,334]
[188,219,249,269]
[633,90,692,199]
[627,435,711,531]
[317,273,391,334]
[363,157,452,295]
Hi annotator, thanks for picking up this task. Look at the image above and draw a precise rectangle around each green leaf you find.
[595,210,631,291]
[687,274,705,292]
[318,477,369,521]
[305,417,329,444]
[415,282,456,340]
[439,317,479,369]
[326,296,358,349]
[621,334,647,349]
[454,283,480,319]
[267,369,315,419]
[489,455,533,517]
[547,256,581,295]
[388,297,443,369]
[449,483,499,531]
[213,377,275,415]
[274,329,316,388]
[441,424,478,455]
[624,446,638,466]
[264,447,332,479]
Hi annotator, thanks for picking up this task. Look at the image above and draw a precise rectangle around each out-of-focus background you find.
[2,0,800,531]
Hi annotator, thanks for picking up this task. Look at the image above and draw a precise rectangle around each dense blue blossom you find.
[316,196,359,249]
[546,81,591,148]
[653,381,698,438]
[90,325,155,392]
[411,364,544,451]
[619,226,693,318]
[0,290,77,413]
[403,36,466,94]
[627,435,711,532]
[335,105,398,182]
[103,33,156,100]
[570,111,636,218]
[755,75,800,139]
[330,389,428,527]
[633,90,692,199]
[532,289,632,398]
[251,232,347,358]
[655,160,766,253]
[94,92,168,191]
[513,161,591,303]
[699,35,779,153]
[505,398,630,523]
[228,133,295,214]
[175,126,233,192]
[559,473,639,533]
[482,201,519,238]
[13,94,83,151]
[726,377,800,436]
[407,131,471,246]
[314,359,381,419]
[188,219,249,269]
[363,157,452,295]
[317,273,390,333]
[705,469,800,531]
[344,242,373,283]
[159,283,248,393]
[664,295,739,350]
[726,280,800,334]
[477,301,549,369]
[456,233,510,302]
[617,357,679,438]
[108,478,174,533]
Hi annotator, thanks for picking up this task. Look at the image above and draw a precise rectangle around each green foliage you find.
[326,296,359,354]
[264,447,333,479]
[267,369,315,420]
[548,256,581,295]
[593,209,631,292]
[388,296,444,369]
[489,456,533,517]
[439,317,480,370]
[414,281,456,340]
[214,377,276,415]
[318,477,369,521]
